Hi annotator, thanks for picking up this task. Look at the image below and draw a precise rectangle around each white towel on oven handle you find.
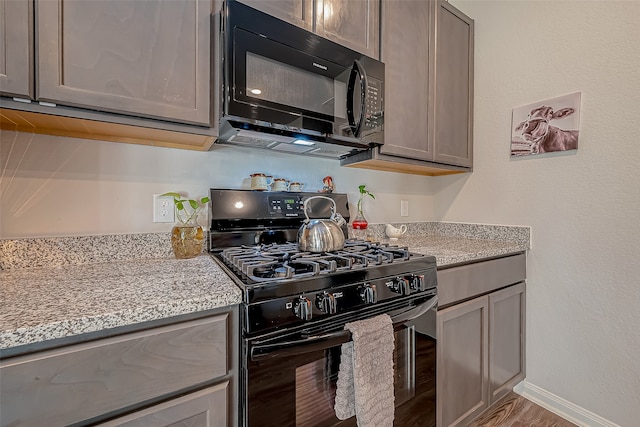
[334,313,395,427]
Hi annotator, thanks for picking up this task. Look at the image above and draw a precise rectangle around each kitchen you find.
[1,1,639,427]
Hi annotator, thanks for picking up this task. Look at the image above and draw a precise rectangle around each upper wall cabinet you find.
[37,0,211,126]
[315,0,380,59]
[238,0,314,31]
[342,0,474,176]
[433,1,474,168]
[0,0,219,151]
[0,0,33,99]
[239,0,380,59]
[378,0,433,161]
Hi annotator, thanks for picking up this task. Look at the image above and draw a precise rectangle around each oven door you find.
[242,295,437,427]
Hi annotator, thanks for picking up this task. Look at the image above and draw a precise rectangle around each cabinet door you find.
[433,0,474,167]
[489,282,526,403]
[238,0,313,31]
[316,0,380,58]
[0,0,33,98]
[99,383,228,427]
[36,0,211,126]
[0,315,229,427]
[437,296,489,427]
[378,0,434,160]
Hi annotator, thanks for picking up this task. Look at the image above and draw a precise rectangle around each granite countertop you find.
[394,235,527,267]
[0,223,530,353]
[0,255,242,352]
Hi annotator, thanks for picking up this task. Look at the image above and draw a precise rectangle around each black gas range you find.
[209,189,438,427]
[208,189,437,336]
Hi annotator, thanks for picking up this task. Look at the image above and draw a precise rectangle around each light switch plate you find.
[401,200,409,217]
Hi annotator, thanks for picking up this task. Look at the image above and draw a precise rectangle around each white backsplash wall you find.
[0,131,436,238]
[444,1,639,426]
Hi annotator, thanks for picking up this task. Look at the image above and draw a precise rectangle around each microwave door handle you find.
[250,330,352,361]
[347,59,368,137]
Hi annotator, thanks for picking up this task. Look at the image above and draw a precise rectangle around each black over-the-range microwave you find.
[217,0,385,159]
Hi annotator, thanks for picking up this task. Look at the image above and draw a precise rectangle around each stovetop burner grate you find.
[219,240,415,283]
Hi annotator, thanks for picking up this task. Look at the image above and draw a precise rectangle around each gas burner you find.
[219,239,415,284]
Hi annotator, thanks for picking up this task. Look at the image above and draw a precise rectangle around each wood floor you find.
[468,392,578,427]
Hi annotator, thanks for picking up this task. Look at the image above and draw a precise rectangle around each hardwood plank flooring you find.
[468,392,578,427]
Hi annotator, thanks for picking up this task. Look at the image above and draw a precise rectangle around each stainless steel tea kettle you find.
[297,196,346,252]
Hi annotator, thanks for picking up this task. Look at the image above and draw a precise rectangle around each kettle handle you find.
[303,196,338,222]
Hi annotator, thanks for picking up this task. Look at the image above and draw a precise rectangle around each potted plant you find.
[162,192,210,259]
[352,184,375,232]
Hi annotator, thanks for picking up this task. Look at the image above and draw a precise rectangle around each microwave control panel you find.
[364,78,384,130]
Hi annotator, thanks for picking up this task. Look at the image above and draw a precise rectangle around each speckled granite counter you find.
[0,254,241,353]
[365,222,530,267]
[390,235,527,267]
[0,223,530,353]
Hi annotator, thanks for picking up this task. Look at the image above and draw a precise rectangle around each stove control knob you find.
[360,283,377,304]
[294,296,313,321]
[410,274,425,291]
[316,292,338,315]
[391,277,410,295]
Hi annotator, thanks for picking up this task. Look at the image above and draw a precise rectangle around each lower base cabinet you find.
[98,383,228,427]
[436,255,526,427]
[489,283,526,403]
[437,294,489,427]
[0,306,238,427]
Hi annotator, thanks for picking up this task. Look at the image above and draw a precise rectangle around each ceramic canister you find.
[271,178,289,192]
[250,173,272,191]
[289,182,304,192]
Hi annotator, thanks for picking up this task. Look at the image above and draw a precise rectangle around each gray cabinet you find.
[433,0,474,168]
[37,0,211,126]
[0,0,33,99]
[436,254,526,427]
[0,0,220,151]
[238,0,313,31]
[240,0,379,58]
[489,283,526,403]
[437,295,489,427]
[0,308,239,427]
[99,384,228,427]
[341,0,474,176]
[316,0,380,59]
[378,0,433,161]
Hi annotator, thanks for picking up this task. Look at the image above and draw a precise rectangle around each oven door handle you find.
[250,296,438,362]
[391,296,438,324]
[250,330,352,361]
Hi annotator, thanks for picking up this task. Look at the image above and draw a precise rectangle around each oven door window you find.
[245,327,435,427]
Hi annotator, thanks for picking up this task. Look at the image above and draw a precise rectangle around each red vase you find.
[352,213,368,229]
[352,211,368,241]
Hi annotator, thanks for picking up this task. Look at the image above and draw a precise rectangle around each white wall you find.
[0,132,436,238]
[444,1,639,425]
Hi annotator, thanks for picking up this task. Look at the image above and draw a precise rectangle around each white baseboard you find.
[513,381,620,427]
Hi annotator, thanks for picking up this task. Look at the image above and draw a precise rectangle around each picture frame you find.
[511,92,581,157]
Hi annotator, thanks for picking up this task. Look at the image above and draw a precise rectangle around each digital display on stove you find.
[269,196,303,215]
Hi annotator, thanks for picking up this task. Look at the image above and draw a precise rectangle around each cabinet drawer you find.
[437,253,526,307]
[99,382,228,427]
[0,315,228,427]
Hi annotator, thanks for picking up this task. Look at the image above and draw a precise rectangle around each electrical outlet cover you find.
[153,194,175,223]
